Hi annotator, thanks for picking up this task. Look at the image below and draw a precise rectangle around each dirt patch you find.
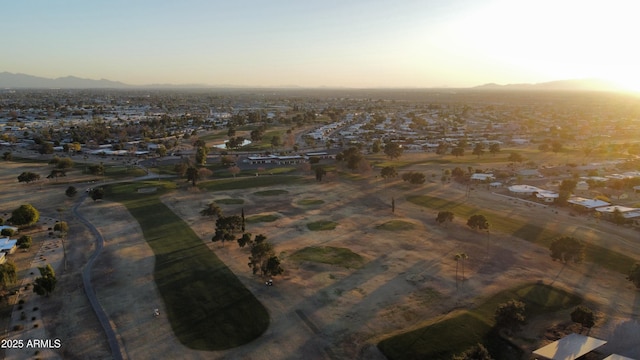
[159,179,640,359]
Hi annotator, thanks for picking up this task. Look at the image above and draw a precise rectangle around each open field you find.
[378,283,583,360]
[106,182,269,350]
[0,147,639,359]
[159,174,640,359]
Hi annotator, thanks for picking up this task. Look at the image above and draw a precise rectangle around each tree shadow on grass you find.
[549,262,566,286]
[511,223,546,245]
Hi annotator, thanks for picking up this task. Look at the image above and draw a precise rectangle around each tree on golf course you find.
[33,264,57,297]
[454,253,469,290]
[452,343,493,360]
[571,305,596,332]
[9,204,40,226]
[17,172,40,183]
[186,166,199,186]
[549,236,584,263]
[248,234,284,277]
[54,221,69,234]
[380,166,397,179]
[0,262,17,291]
[200,202,223,218]
[436,211,454,227]
[90,188,104,201]
[384,142,403,159]
[17,235,32,250]
[212,215,243,247]
[65,186,77,197]
[467,214,489,230]
[451,147,464,157]
[495,299,526,333]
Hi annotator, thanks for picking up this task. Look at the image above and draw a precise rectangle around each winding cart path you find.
[73,193,126,360]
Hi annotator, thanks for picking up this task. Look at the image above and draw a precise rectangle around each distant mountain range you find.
[0,71,627,91]
[473,78,624,92]
[0,72,212,89]
[0,72,132,89]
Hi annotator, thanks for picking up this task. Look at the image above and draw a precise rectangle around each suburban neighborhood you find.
[1,87,640,360]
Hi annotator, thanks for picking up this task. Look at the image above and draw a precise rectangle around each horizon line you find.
[1,71,636,93]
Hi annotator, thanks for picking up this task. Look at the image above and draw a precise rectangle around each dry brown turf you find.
[1,161,639,359]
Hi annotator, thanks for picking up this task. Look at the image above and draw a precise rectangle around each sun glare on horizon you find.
[608,76,640,93]
[435,0,640,92]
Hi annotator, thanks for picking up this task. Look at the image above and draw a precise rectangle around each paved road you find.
[73,193,126,360]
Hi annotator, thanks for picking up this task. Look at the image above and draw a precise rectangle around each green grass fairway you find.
[254,189,289,196]
[103,165,148,178]
[199,175,304,191]
[289,246,366,268]
[407,194,636,274]
[297,198,325,206]
[246,213,279,223]
[107,182,269,350]
[376,220,416,231]
[307,220,338,231]
[219,167,297,178]
[378,283,581,360]
[198,132,228,143]
[235,129,287,151]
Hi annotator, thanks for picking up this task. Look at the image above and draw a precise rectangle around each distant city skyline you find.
[2,0,639,91]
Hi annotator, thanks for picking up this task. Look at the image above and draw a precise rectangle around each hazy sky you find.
[2,0,639,89]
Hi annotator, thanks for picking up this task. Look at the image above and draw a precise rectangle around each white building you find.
[246,155,305,165]
[595,205,640,220]
[567,197,611,210]
[536,190,559,203]
[0,238,17,254]
[508,184,542,196]
[470,173,495,181]
[489,182,503,189]
[0,225,18,234]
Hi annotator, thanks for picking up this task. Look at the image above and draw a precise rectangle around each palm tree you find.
[459,253,468,281]
[455,253,469,290]
[454,253,462,289]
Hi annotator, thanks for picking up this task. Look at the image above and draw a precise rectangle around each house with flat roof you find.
[567,197,610,210]
[0,238,17,254]
[470,173,495,182]
[489,181,503,189]
[508,184,543,196]
[536,190,559,203]
[0,225,18,234]
[533,333,607,360]
[246,156,275,165]
[595,205,640,222]
[305,152,332,159]
[603,355,636,360]
[246,154,306,165]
